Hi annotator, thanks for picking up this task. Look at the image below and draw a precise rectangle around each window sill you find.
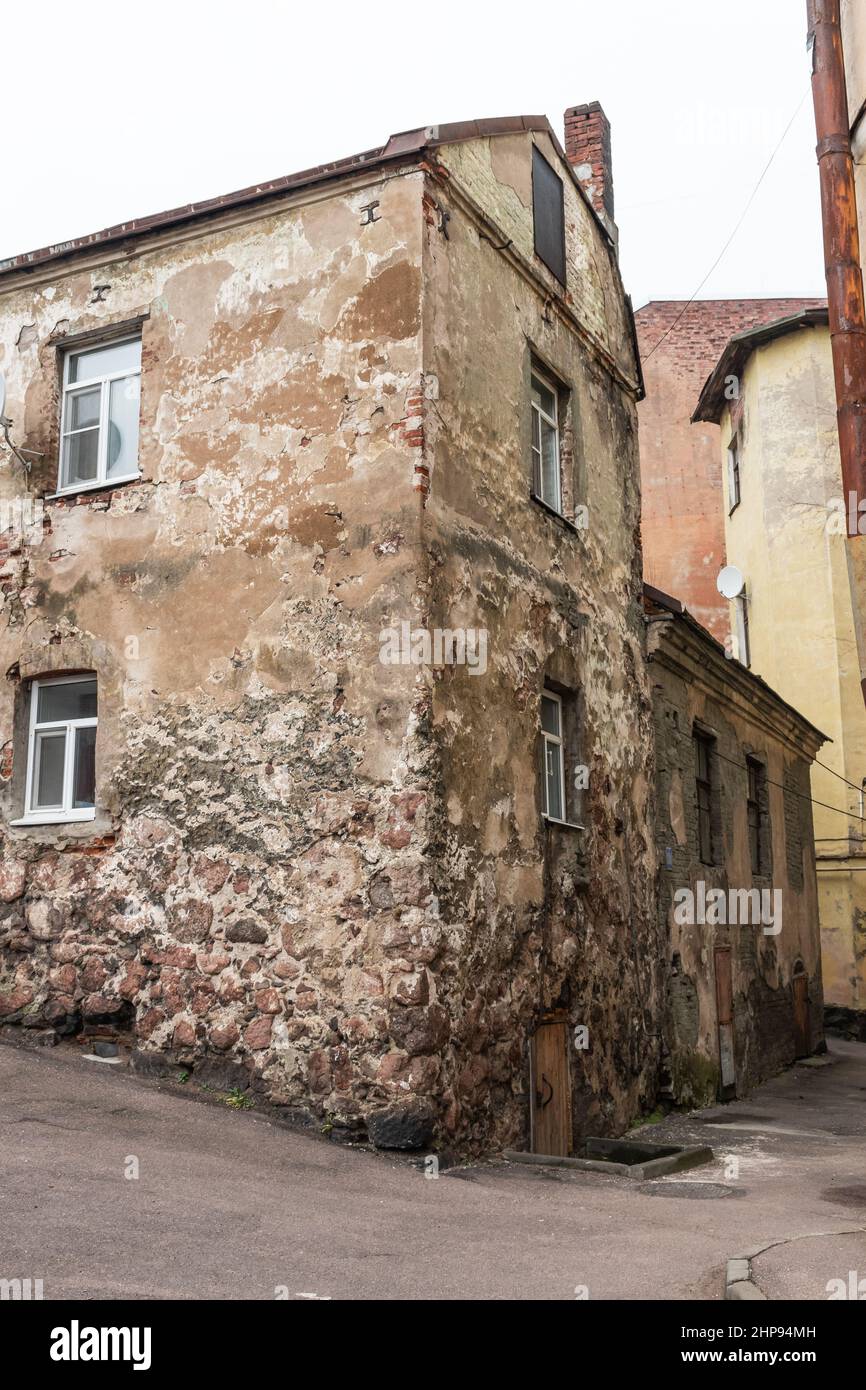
[10,809,96,827]
[543,815,585,832]
[530,493,584,535]
[46,473,142,501]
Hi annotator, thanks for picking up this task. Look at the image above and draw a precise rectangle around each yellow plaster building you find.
[694,309,866,1029]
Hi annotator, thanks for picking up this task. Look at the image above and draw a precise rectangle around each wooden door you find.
[714,947,736,1099]
[530,1019,571,1156]
[793,968,810,1058]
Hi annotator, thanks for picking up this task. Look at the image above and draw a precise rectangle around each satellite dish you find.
[0,371,6,421]
[717,565,746,599]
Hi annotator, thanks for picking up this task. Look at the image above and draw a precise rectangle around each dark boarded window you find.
[694,732,714,865]
[784,764,806,891]
[532,147,566,285]
[747,758,764,875]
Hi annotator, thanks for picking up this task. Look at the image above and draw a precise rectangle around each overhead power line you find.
[642,88,811,365]
[712,745,866,826]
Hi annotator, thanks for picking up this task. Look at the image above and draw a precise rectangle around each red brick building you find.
[635,299,825,640]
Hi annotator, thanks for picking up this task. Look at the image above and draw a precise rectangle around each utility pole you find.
[808,0,866,702]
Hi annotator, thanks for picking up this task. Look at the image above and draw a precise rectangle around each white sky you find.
[5,0,825,308]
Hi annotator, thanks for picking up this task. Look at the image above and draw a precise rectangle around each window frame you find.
[541,689,567,824]
[746,757,763,877]
[531,367,562,515]
[57,334,142,496]
[727,432,741,513]
[16,675,98,826]
[694,731,715,866]
[735,591,750,668]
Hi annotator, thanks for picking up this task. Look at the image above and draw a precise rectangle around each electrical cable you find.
[642,88,811,365]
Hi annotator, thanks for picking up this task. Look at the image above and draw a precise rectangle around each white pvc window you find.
[541,690,566,822]
[19,676,98,824]
[531,370,562,513]
[58,337,141,494]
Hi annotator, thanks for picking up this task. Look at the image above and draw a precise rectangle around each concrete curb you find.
[727,1227,866,1300]
[725,1257,767,1300]
[502,1142,714,1181]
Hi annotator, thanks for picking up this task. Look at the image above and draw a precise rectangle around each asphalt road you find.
[1,1038,865,1300]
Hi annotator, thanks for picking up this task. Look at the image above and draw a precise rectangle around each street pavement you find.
[1,1036,864,1300]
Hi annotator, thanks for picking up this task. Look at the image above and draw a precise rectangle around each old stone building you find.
[635,297,824,641]
[0,106,662,1155]
[646,585,826,1106]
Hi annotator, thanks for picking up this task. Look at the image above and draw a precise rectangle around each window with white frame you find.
[20,676,97,824]
[531,369,562,513]
[58,337,141,494]
[541,690,566,821]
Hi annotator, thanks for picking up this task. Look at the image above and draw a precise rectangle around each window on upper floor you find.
[746,757,768,877]
[541,689,566,822]
[532,146,566,285]
[735,591,751,669]
[727,432,741,512]
[694,730,716,866]
[539,685,584,828]
[18,675,98,825]
[531,367,562,514]
[58,336,141,495]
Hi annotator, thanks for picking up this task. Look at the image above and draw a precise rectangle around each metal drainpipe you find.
[808,0,866,704]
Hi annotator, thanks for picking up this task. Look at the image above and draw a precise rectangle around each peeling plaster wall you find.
[720,328,866,1020]
[420,132,663,1150]
[0,170,444,1135]
[0,130,658,1154]
[648,615,825,1107]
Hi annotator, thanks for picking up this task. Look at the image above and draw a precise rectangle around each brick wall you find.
[635,299,826,640]
[563,102,614,226]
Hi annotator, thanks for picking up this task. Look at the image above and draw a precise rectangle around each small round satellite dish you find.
[717,564,745,599]
[0,371,6,420]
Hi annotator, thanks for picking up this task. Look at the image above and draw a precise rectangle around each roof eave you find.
[692,307,830,425]
[0,113,618,286]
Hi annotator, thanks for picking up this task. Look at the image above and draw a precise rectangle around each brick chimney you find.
[564,102,615,235]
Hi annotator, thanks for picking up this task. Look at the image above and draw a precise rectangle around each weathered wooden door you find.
[793,967,810,1058]
[530,1019,571,1156]
[714,947,736,1099]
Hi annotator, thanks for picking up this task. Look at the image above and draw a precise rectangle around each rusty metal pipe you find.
[808,0,866,530]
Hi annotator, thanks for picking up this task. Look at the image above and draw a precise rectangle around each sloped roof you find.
[0,115,612,282]
[643,582,829,750]
[692,306,830,423]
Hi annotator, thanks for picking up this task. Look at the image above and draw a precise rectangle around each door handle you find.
[536,1074,553,1110]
